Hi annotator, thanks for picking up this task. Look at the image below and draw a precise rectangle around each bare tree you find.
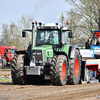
[18,13,33,49]
[0,13,34,49]
[0,24,9,46]
[65,0,100,40]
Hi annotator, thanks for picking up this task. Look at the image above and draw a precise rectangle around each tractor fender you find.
[68,45,80,59]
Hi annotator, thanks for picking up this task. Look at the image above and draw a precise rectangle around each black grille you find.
[32,50,43,66]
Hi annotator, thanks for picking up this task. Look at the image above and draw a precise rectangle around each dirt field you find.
[0,70,11,76]
[0,71,100,100]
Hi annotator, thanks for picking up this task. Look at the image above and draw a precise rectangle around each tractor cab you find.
[22,21,72,48]
[36,23,71,49]
[21,21,72,60]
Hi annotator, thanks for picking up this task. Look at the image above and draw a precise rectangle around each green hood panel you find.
[31,45,70,62]
[32,45,53,62]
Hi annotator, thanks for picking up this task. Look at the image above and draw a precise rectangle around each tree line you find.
[0,14,33,49]
[65,0,100,46]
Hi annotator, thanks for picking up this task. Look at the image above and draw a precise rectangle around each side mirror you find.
[68,32,73,38]
[22,31,26,37]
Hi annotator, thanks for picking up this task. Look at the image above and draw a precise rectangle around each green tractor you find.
[11,21,81,85]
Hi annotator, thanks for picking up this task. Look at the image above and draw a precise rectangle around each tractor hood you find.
[32,45,53,62]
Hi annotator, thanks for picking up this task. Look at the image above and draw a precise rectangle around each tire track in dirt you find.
[0,83,100,100]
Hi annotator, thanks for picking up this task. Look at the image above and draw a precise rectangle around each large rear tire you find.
[67,50,81,85]
[11,55,25,85]
[50,55,67,86]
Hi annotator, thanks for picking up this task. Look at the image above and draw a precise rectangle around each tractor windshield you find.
[36,30,59,46]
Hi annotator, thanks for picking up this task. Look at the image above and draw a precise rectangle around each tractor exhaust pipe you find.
[32,22,35,48]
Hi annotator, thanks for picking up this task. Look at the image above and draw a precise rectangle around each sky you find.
[0,0,71,35]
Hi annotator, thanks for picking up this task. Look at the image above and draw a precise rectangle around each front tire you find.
[50,55,68,86]
[11,55,25,85]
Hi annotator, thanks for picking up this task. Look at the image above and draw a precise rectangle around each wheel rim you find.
[75,58,79,77]
[62,62,66,80]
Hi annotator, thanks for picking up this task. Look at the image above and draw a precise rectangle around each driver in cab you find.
[47,33,56,44]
